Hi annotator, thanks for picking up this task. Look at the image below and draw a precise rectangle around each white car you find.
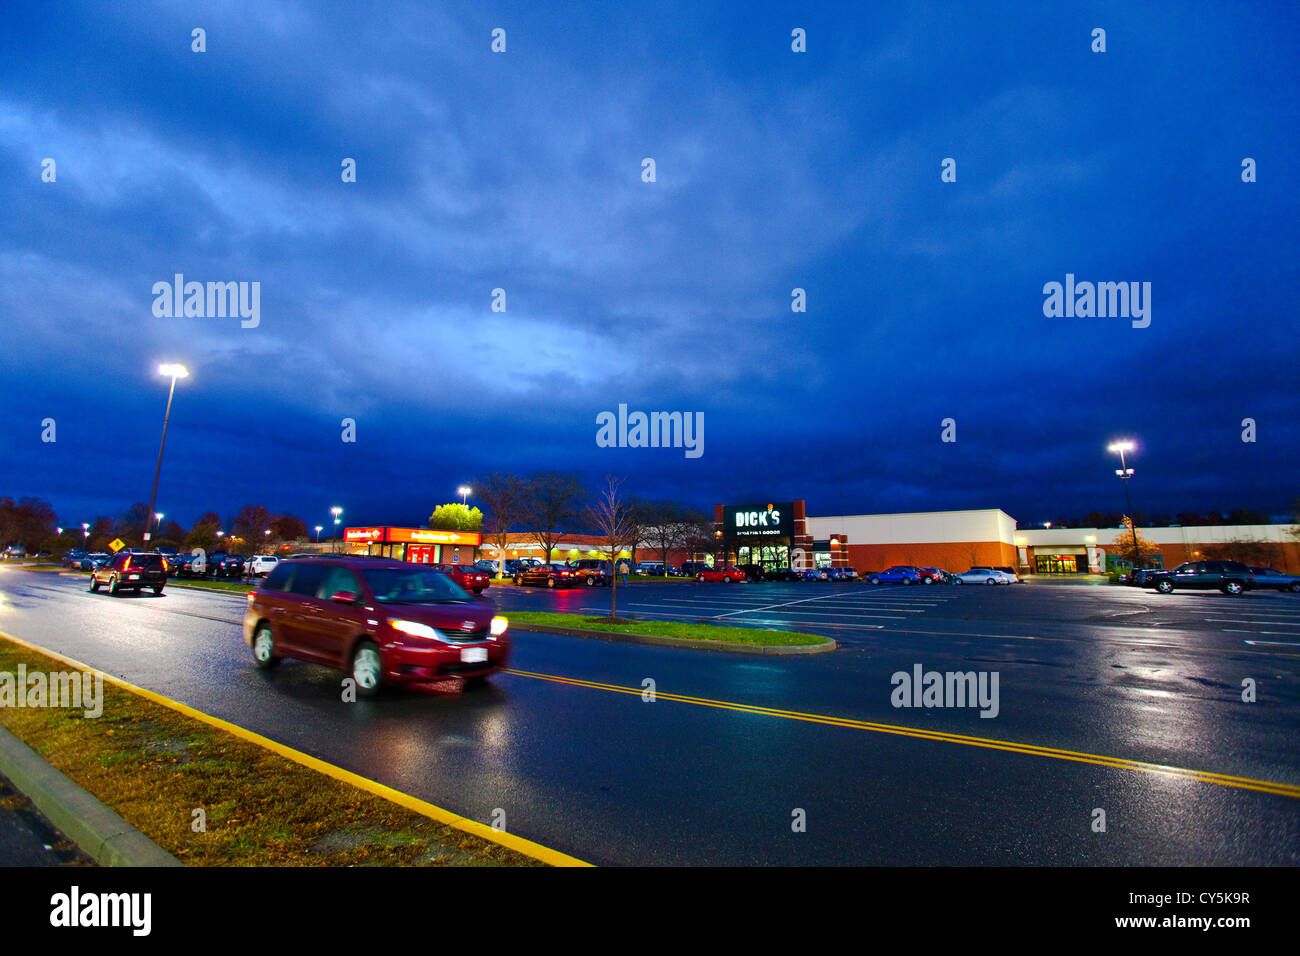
[247,555,280,577]
[953,567,1015,585]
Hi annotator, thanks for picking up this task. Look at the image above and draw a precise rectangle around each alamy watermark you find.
[596,404,703,459]
[1042,273,1150,328]
[891,663,999,718]
[0,665,103,717]
[151,274,260,328]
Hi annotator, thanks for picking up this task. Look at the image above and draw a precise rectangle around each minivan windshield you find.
[364,567,472,604]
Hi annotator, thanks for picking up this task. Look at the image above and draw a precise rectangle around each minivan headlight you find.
[388,619,442,641]
[490,616,509,637]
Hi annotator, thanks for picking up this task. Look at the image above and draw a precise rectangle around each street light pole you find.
[1108,441,1141,571]
[145,364,188,542]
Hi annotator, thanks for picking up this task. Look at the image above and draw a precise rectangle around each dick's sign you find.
[724,503,794,538]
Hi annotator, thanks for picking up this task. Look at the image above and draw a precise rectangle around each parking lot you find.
[491,577,1300,653]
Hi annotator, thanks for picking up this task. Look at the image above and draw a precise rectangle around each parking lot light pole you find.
[1107,440,1141,571]
[458,485,471,506]
[145,364,188,542]
[331,507,343,553]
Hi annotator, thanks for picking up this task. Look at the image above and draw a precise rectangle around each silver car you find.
[953,567,1014,585]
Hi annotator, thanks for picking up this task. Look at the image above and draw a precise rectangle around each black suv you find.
[89,551,167,595]
[1146,561,1254,595]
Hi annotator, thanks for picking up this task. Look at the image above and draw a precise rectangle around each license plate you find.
[460,647,488,663]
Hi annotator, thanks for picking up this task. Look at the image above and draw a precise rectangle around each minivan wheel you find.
[1155,579,1174,594]
[351,640,382,698]
[1222,580,1245,595]
[586,575,596,586]
[252,624,280,669]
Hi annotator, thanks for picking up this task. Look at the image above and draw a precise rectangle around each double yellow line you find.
[506,668,1300,799]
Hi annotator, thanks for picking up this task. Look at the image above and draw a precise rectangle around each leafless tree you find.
[474,473,528,575]
[522,472,586,565]
[586,475,638,620]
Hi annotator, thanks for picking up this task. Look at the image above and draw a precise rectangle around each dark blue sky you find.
[3,1,1297,532]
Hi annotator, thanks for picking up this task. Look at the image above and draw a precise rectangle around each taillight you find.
[122,557,131,570]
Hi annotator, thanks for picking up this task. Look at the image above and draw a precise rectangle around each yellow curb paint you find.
[504,668,1300,800]
[0,630,591,867]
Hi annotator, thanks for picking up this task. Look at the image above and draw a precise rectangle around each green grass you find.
[504,611,828,646]
[167,579,255,593]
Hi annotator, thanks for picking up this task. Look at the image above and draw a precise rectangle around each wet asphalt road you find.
[0,567,1297,865]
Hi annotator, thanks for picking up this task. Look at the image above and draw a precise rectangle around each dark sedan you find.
[514,563,583,588]
[1249,567,1300,593]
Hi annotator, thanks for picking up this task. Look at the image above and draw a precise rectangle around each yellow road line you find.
[505,668,1300,799]
[0,630,590,867]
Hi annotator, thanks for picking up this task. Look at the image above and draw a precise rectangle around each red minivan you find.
[243,557,509,697]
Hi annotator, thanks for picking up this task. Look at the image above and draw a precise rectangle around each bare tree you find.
[522,472,586,565]
[587,475,638,620]
[642,500,684,574]
[475,473,528,576]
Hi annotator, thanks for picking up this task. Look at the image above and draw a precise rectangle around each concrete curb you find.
[0,724,182,867]
[514,622,837,654]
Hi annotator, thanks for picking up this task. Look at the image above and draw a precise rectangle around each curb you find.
[514,622,837,654]
[0,724,182,867]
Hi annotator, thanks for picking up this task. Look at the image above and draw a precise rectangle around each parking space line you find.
[504,668,1300,799]
[1206,619,1300,627]
[1244,640,1300,647]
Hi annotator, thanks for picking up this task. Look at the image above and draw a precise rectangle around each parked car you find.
[1249,567,1300,593]
[920,567,952,584]
[635,561,666,576]
[569,559,611,587]
[680,562,713,577]
[89,551,167,595]
[247,555,281,578]
[838,567,861,581]
[952,567,1014,585]
[3,546,27,560]
[736,563,768,582]
[867,566,926,585]
[695,566,747,583]
[514,563,582,588]
[1145,561,1254,595]
[993,566,1024,583]
[77,552,111,571]
[503,558,542,577]
[473,559,501,575]
[1124,568,1163,587]
[243,557,510,697]
[62,549,88,568]
[429,563,491,594]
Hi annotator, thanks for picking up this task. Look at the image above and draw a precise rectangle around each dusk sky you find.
[3,1,1297,532]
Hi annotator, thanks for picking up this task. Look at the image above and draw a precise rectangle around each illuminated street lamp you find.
[457,485,472,506]
[314,525,323,543]
[81,522,89,541]
[1107,440,1142,570]
[145,364,188,541]
[331,506,343,552]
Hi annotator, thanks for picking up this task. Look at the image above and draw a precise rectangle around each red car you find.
[243,557,509,697]
[695,566,747,583]
[432,563,490,594]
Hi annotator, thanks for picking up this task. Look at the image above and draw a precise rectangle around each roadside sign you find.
[108,538,126,552]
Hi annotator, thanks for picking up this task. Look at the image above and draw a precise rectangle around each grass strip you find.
[0,637,540,866]
[506,611,827,646]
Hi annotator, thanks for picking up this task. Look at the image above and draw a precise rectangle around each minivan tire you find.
[351,640,383,698]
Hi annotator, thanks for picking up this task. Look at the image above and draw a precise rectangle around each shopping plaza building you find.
[341,501,1300,575]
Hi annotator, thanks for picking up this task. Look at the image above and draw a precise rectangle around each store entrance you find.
[1035,555,1078,574]
[737,544,790,573]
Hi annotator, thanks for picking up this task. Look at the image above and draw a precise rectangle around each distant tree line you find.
[0,496,308,556]
[1035,508,1284,530]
